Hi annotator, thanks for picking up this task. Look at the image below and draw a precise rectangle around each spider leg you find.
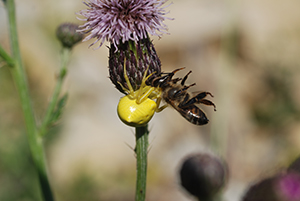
[156,104,168,112]
[123,58,134,94]
[155,96,168,112]
[181,70,192,86]
[136,86,155,104]
[117,81,130,95]
[136,64,156,103]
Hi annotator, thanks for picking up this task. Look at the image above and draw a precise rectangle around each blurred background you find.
[1,0,300,200]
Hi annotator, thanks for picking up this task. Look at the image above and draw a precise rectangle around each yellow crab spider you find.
[117,62,163,127]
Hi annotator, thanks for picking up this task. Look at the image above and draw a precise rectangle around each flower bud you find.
[56,23,83,49]
[242,172,300,201]
[288,156,300,173]
[179,153,228,200]
[109,38,161,94]
[242,176,278,201]
[277,172,300,201]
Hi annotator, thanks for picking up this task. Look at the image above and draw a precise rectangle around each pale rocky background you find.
[1,0,300,200]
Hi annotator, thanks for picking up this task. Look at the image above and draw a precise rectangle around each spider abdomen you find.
[117,95,157,127]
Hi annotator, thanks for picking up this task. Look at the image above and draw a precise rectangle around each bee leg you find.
[182,92,216,111]
[199,99,217,111]
[180,70,192,86]
[151,68,185,87]
[171,78,182,84]
[191,92,213,102]
[167,67,185,78]
[174,83,196,98]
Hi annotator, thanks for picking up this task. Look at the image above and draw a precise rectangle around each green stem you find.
[198,194,222,201]
[6,0,54,200]
[39,47,70,137]
[0,44,14,66]
[135,125,149,201]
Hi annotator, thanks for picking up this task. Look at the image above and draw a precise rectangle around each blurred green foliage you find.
[251,65,300,133]
[0,67,40,200]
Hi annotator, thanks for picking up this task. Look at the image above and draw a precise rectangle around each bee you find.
[150,68,216,125]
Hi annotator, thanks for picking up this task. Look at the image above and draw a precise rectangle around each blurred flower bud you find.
[288,156,300,173]
[242,172,300,201]
[277,172,300,201]
[242,176,278,201]
[109,38,161,94]
[179,153,228,200]
[56,23,83,49]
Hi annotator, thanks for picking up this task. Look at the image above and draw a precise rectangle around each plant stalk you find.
[0,44,15,66]
[135,124,149,201]
[6,0,54,200]
[39,47,70,137]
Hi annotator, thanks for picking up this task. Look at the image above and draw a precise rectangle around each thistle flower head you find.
[77,0,172,49]
[109,38,161,94]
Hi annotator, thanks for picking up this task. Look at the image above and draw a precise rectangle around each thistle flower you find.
[109,38,161,94]
[77,0,172,128]
[77,0,171,50]
[77,0,172,94]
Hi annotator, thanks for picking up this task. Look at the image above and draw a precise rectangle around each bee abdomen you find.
[185,107,209,125]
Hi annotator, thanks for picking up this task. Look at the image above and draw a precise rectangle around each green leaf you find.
[49,93,68,126]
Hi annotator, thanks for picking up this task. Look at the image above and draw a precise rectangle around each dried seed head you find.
[56,23,84,48]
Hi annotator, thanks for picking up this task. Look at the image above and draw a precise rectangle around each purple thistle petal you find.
[77,0,173,49]
[276,172,300,201]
